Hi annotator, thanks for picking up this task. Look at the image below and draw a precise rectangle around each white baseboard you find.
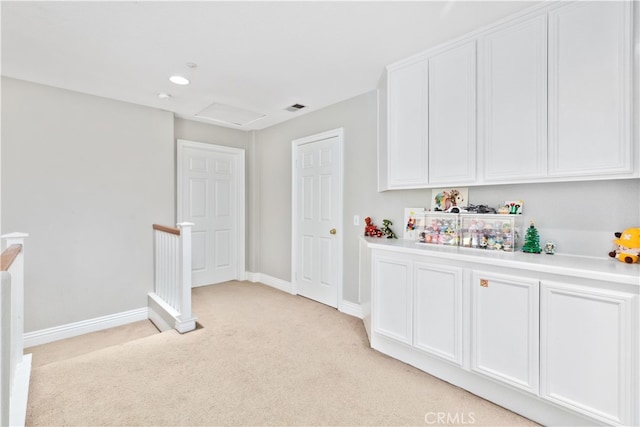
[246,271,294,294]
[339,300,363,319]
[147,292,196,334]
[24,307,149,348]
[244,271,260,283]
[246,272,363,319]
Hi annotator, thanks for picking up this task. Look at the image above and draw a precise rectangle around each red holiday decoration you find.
[364,217,383,238]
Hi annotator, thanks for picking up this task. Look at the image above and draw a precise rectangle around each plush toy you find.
[364,217,382,238]
[381,219,398,239]
[608,228,640,263]
[434,189,464,212]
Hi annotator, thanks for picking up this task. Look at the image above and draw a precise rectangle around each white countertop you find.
[361,236,640,287]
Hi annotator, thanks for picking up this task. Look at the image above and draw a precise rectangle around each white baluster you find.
[172,234,178,309]
[160,232,166,302]
[154,231,159,297]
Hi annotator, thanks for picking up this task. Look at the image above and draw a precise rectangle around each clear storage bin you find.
[418,212,460,246]
[459,213,523,252]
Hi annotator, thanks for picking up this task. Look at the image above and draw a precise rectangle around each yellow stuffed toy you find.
[609,228,640,263]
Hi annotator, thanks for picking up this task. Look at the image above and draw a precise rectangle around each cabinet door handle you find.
[480,279,489,287]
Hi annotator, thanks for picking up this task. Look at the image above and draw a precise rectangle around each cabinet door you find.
[428,41,476,185]
[548,1,633,177]
[540,281,637,426]
[372,254,412,344]
[387,60,429,188]
[479,16,547,182]
[470,271,539,394]
[414,262,463,366]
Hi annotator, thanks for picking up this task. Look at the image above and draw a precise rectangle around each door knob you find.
[330,228,337,235]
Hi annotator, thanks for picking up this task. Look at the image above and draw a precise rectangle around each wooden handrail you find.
[152,224,181,236]
[0,244,22,271]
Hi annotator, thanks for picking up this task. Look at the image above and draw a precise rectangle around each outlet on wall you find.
[353,215,360,226]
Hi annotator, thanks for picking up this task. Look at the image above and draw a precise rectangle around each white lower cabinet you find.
[470,271,539,394]
[368,244,639,426]
[413,262,463,366]
[540,281,637,426]
[372,254,412,345]
[372,254,464,364]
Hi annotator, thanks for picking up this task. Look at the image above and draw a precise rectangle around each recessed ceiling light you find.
[169,75,190,85]
[158,92,171,99]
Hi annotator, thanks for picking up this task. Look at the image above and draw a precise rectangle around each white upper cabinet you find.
[385,41,476,189]
[548,1,634,177]
[479,15,548,182]
[428,42,477,185]
[380,0,637,190]
[387,59,429,188]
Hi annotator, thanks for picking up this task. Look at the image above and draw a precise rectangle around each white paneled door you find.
[178,140,245,287]
[293,129,343,308]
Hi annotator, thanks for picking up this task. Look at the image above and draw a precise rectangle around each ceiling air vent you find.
[285,103,306,112]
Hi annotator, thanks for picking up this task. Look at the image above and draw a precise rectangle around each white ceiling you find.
[1,1,540,131]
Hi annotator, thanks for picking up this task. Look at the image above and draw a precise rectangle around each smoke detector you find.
[285,103,306,112]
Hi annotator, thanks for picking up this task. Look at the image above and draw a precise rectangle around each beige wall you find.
[174,117,250,151]
[1,77,175,332]
[2,77,638,330]
[254,91,440,302]
[173,117,257,271]
[255,89,640,304]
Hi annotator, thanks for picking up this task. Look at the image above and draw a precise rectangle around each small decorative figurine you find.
[544,241,556,255]
[381,219,398,239]
[503,200,524,214]
[433,189,466,212]
[364,217,381,237]
[608,228,640,263]
[522,220,542,253]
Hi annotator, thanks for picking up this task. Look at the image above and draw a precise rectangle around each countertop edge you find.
[361,236,640,287]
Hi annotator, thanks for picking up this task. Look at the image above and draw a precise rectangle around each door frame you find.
[291,128,344,309]
[177,139,246,284]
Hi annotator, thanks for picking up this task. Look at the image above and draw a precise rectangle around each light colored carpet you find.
[26,281,538,426]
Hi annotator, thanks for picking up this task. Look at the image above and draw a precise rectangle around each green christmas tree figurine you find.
[522,220,542,253]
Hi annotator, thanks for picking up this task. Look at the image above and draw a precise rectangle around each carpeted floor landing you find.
[25,281,538,426]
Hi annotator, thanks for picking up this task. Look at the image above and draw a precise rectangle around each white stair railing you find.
[1,232,31,427]
[148,223,197,333]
